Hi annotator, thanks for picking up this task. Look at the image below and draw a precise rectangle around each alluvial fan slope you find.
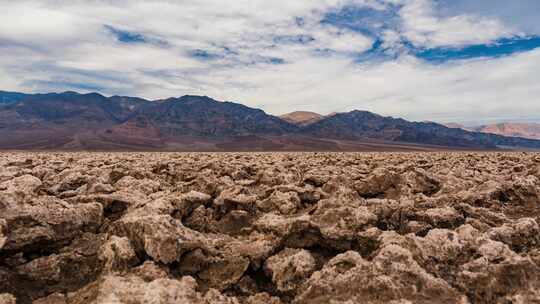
[1,152,540,304]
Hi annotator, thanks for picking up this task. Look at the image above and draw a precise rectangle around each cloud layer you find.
[1,0,539,124]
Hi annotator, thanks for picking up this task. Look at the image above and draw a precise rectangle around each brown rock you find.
[354,167,401,199]
[0,174,42,197]
[215,186,257,213]
[1,196,103,253]
[487,218,540,251]
[311,192,377,241]
[296,248,463,304]
[2,152,540,303]
[32,293,66,304]
[258,190,301,215]
[0,294,16,304]
[14,233,106,300]
[0,219,7,250]
[67,274,239,304]
[264,248,316,292]
[246,293,283,304]
[99,236,139,273]
[110,214,206,264]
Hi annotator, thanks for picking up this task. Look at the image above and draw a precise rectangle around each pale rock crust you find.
[1,152,540,304]
[0,219,7,250]
[0,294,16,304]
[264,248,317,292]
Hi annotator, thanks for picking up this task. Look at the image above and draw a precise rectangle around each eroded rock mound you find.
[1,152,540,303]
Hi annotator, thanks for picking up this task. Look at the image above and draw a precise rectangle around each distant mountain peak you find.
[474,122,540,140]
[279,111,324,126]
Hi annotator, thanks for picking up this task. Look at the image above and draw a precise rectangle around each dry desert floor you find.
[1,152,540,304]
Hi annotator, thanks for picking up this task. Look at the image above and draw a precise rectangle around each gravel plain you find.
[1,152,540,304]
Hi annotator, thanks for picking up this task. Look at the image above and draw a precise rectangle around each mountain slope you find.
[131,95,298,137]
[474,123,540,140]
[444,123,469,130]
[0,91,30,105]
[443,122,540,140]
[0,92,141,130]
[301,111,540,149]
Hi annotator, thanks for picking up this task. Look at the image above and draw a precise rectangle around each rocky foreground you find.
[1,152,540,304]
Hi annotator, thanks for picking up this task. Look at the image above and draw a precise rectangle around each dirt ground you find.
[1,152,540,303]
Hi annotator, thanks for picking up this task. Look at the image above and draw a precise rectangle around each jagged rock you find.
[86,182,114,194]
[296,248,463,304]
[183,205,218,233]
[1,152,540,303]
[182,190,212,205]
[0,174,42,195]
[115,176,160,195]
[14,233,106,300]
[456,203,507,229]
[99,236,139,273]
[364,198,414,232]
[354,167,401,199]
[109,214,206,264]
[67,274,239,304]
[0,219,7,250]
[416,229,467,262]
[487,218,540,252]
[32,293,66,304]
[196,254,250,291]
[404,168,441,195]
[258,190,301,215]
[215,210,253,235]
[215,186,257,213]
[263,248,316,292]
[311,190,377,241]
[253,213,319,248]
[172,190,213,220]
[131,261,169,282]
[457,254,540,303]
[51,171,89,193]
[415,207,465,228]
[1,196,103,253]
[0,294,16,304]
[303,171,331,187]
[246,293,283,304]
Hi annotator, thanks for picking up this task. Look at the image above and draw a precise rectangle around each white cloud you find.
[398,0,515,48]
[0,0,538,124]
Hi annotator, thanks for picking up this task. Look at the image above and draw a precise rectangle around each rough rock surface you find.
[1,152,540,303]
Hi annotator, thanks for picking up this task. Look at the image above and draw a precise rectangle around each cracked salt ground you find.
[1,152,540,303]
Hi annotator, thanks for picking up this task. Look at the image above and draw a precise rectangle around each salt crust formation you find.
[1,152,540,303]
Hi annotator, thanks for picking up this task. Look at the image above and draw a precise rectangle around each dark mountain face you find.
[107,95,153,121]
[133,95,299,137]
[0,92,152,130]
[0,91,30,105]
[10,92,113,123]
[301,111,540,149]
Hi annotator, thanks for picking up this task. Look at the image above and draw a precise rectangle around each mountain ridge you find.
[443,122,540,140]
[1,90,540,151]
[474,123,540,140]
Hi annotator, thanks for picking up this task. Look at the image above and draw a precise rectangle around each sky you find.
[1,0,540,124]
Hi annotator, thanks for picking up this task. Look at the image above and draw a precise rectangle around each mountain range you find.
[1,90,540,151]
[445,123,540,140]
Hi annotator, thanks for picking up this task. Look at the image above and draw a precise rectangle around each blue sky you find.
[1,0,540,124]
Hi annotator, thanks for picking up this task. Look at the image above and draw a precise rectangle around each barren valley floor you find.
[1,152,540,303]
